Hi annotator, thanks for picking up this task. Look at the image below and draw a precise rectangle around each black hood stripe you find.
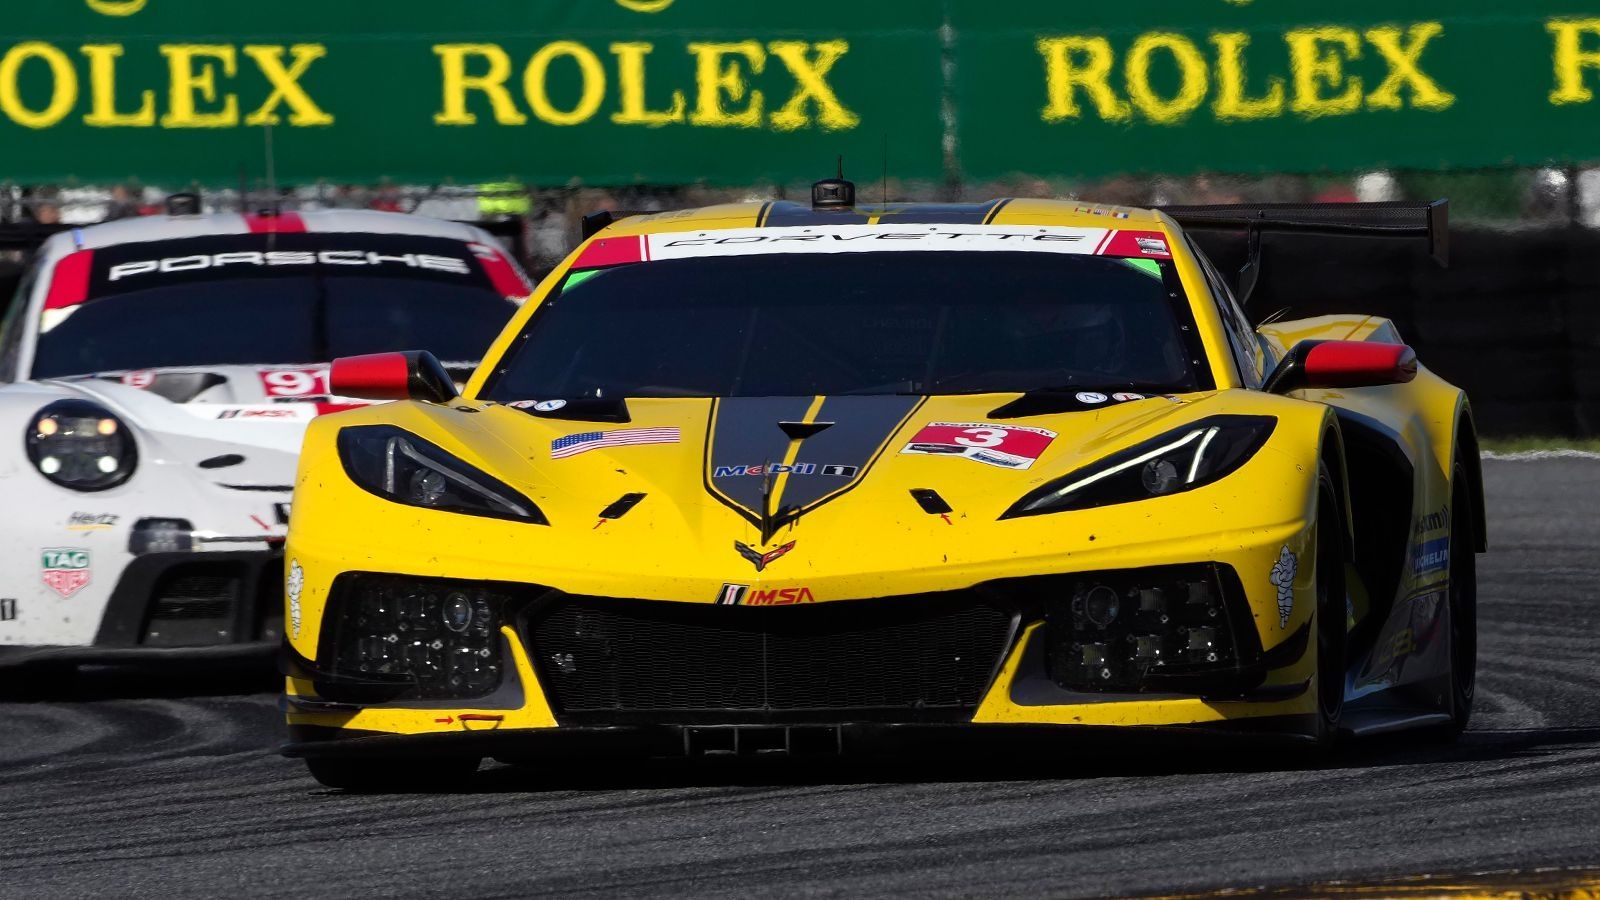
[704,395,924,538]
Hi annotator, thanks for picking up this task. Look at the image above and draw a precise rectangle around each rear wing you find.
[1161,200,1448,265]
[580,210,652,241]
[1158,199,1448,305]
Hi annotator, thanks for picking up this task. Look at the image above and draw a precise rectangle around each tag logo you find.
[41,548,91,599]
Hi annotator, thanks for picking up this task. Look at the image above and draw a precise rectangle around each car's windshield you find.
[32,233,521,379]
[485,250,1209,400]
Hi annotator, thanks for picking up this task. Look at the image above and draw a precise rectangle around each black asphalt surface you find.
[3,457,1599,899]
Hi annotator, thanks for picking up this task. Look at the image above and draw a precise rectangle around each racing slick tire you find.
[1437,463,1478,738]
[304,755,481,792]
[1313,463,1348,747]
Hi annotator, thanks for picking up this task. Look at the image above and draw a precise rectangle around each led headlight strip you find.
[1002,415,1276,518]
[338,425,547,524]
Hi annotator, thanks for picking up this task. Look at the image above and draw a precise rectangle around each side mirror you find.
[329,351,459,404]
[1262,340,1418,394]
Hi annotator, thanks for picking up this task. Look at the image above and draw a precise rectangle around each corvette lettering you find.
[107,251,471,282]
[647,225,1122,262]
[662,232,1084,246]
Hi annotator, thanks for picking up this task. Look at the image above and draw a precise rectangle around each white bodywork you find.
[0,210,527,653]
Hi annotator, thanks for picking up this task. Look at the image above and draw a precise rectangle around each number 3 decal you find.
[953,427,1007,448]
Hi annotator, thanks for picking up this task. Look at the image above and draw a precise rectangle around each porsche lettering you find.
[106,251,472,281]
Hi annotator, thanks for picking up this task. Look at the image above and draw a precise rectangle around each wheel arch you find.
[1317,415,1355,559]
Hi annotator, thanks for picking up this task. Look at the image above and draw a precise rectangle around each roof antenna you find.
[262,123,280,217]
[882,134,889,209]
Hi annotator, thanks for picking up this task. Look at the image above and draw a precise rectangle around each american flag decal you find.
[551,427,680,459]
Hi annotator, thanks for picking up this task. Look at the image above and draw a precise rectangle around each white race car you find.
[0,208,530,669]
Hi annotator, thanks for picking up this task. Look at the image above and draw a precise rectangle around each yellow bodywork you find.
[284,199,1473,745]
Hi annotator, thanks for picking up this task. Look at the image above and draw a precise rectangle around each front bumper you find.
[284,546,1322,755]
[0,549,285,670]
[283,717,1318,762]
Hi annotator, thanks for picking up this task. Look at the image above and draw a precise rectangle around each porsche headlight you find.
[1003,416,1276,517]
[26,400,138,491]
[337,425,547,524]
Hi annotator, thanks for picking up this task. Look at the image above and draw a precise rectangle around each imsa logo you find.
[715,583,818,605]
[745,586,816,606]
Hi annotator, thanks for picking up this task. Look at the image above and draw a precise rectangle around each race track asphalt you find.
[2,457,1598,899]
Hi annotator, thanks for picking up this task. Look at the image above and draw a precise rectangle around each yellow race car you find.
[280,179,1481,789]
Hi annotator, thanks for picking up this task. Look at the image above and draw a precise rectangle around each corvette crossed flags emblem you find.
[734,540,795,572]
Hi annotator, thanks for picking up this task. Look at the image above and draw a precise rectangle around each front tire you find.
[1441,466,1478,736]
[1313,467,1348,745]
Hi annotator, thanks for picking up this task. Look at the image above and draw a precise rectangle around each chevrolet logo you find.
[734,540,795,572]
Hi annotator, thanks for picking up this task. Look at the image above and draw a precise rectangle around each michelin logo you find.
[1270,545,1297,629]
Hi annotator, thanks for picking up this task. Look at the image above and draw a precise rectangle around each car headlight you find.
[25,400,138,491]
[1003,416,1276,517]
[337,425,547,524]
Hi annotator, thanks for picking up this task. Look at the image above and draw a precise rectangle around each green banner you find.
[2,1,1600,186]
[0,0,946,185]
[955,0,1600,181]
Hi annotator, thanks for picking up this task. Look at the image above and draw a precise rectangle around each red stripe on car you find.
[571,235,646,270]
[1098,230,1172,259]
[315,402,372,416]
[43,250,94,310]
[471,242,534,298]
[244,212,306,234]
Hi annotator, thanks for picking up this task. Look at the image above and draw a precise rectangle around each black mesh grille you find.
[151,598,232,620]
[154,575,238,614]
[528,593,1015,721]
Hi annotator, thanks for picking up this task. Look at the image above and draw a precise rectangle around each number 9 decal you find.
[260,368,331,397]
